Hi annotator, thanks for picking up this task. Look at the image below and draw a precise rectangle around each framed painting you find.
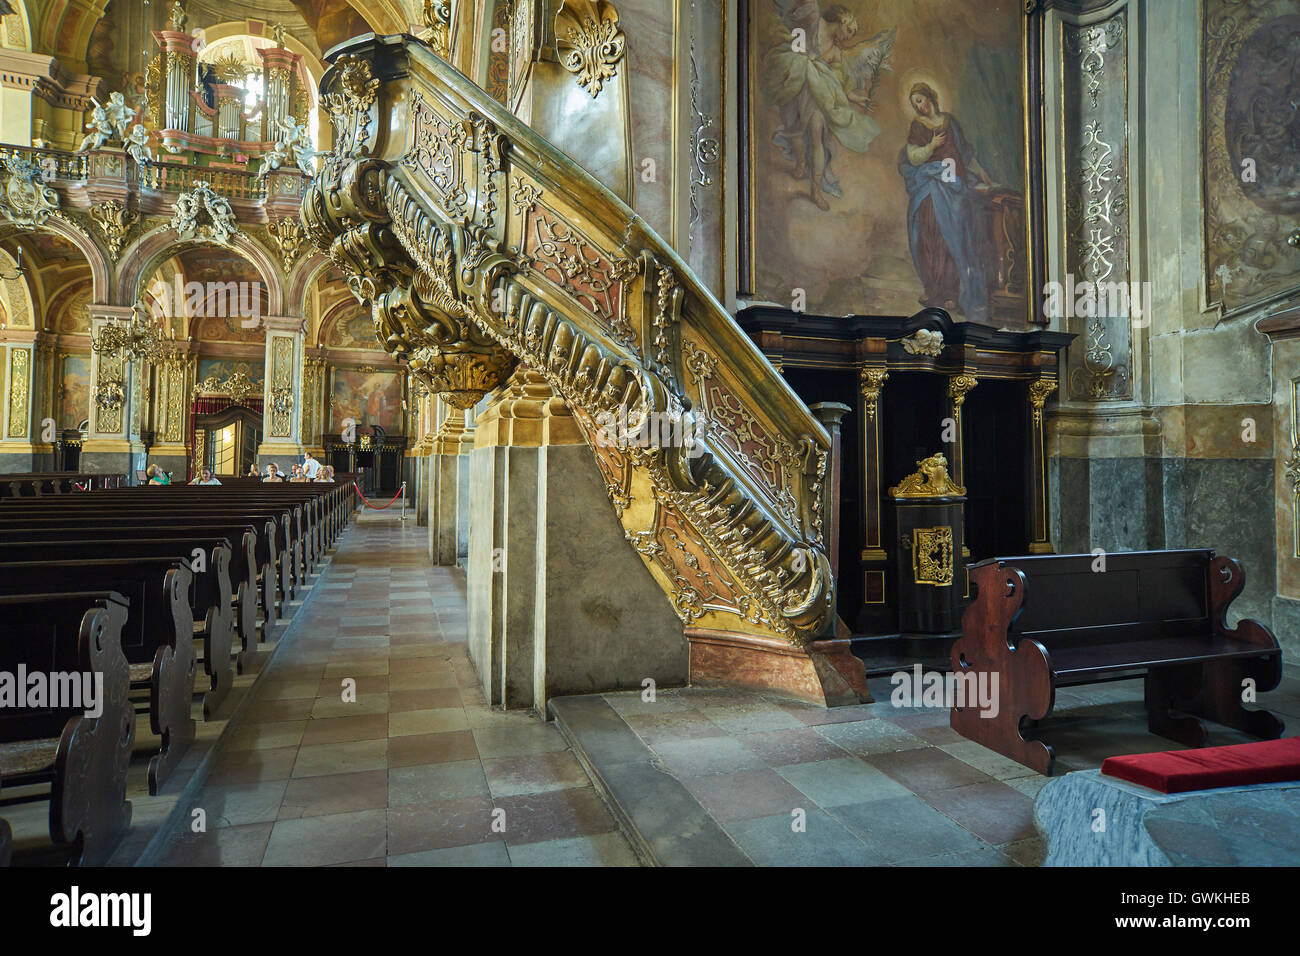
[740,0,1039,325]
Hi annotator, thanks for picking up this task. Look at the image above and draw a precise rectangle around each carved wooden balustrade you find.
[301,35,835,647]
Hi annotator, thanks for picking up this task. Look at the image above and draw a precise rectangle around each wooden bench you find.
[951,549,1284,775]
[0,473,125,497]
[0,558,196,794]
[0,539,237,719]
[0,592,134,866]
[5,499,302,604]
[0,518,274,641]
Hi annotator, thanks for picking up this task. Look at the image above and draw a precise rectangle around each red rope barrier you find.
[352,482,406,510]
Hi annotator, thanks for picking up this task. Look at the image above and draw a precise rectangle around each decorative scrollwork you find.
[90,201,137,258]
[0,153,59,228]
[555,0,626,98]
[170,182,238,244]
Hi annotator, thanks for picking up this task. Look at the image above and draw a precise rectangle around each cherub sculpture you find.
[125,124,154,166]
[77,100,114,153]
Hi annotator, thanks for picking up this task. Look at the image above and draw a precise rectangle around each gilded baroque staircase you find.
[302,36,844,681]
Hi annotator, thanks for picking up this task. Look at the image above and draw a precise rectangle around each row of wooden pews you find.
[0,473,126,498]
[0,476,356,865]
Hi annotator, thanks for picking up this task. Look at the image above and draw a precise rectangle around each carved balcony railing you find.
[0,142,306,226]
[302,35,835,646]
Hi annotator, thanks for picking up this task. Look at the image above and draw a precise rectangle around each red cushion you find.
[1101,738,1300,794]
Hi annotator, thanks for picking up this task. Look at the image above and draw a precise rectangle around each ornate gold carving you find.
[0,153,60,228]
[321,54,380,172]
[423,0,452,58]
[193,369,257,406]
[269,337,294,437]
[403,93,469,219]
[913,527,954,587]
[300,42,833,645]
[948,373,978,407]
[269,217,305,272]
[683,340,717,384]
[900,328,944,356]
[90,201,138,258]
[7,347,29,438]
[171,182,238,244]
[889,453,966,499]
[520,203,634,344]
[510,176,543,215]
[1028,378,1058,425]
[93,351,124,433]
[555,0,626,98]
[859,367,888,422]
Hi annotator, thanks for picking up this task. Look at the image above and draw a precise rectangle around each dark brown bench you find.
[0,517,274,639]
[0,539,236,719]
[0,558,196,794]
[0,473,125,497]
[0,592,134,865]
[951,549,1284,775]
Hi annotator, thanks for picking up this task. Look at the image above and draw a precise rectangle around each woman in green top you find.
[145,464,171,485]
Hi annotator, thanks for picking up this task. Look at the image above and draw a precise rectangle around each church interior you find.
[0,0,1297,886]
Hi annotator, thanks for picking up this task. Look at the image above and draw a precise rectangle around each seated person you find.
[262,463,286,482]
[247,464,261,478]
[190,467,222,486]
[145,464,170,485]
[288,464,309,482]
[313,465,335,483]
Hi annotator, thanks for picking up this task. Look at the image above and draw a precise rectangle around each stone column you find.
[30,335,57,471]
[257,315,304,466]
[429,398,474,566]
[81,306,145,479]
[465,367,684,711]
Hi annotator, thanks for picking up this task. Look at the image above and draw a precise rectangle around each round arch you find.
[0,217,111,304]
[0,247,35,329]
[0,0,33,52]
[118,225,284,316]
[286,250,334,309]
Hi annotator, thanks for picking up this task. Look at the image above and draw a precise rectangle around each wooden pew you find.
[0,539,236,719]
[0,517,275,640]
[951,549,1285,774]
[0,559,196,794]
[0,592,134,865]
[6,498,304,602]
[0,818,9,867]
[0,501,295,613]
[0,473,125,497]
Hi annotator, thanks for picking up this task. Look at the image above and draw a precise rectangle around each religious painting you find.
[59,354,91,430]
[55,281,92,334]
[1203,0,1300,316]
[744,0,1030,323]
[197,357,265,387]
[330,368,402,432]
[325,312,382,350]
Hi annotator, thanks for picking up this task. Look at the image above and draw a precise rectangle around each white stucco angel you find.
[77,99,114,153]
[103,92,133,139]
[125,124,154,166]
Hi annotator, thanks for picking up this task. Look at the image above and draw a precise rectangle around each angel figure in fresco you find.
[898,82,996,323]
[765,2,896,209]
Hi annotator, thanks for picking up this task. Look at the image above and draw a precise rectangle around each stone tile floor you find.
[154,510,637,867]
[589,672,1300,866]
[151,509,1300,867]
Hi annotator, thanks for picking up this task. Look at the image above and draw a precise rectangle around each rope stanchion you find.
[352,481,407,511]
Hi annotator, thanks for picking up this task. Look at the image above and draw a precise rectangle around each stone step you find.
[548,695,753,867]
